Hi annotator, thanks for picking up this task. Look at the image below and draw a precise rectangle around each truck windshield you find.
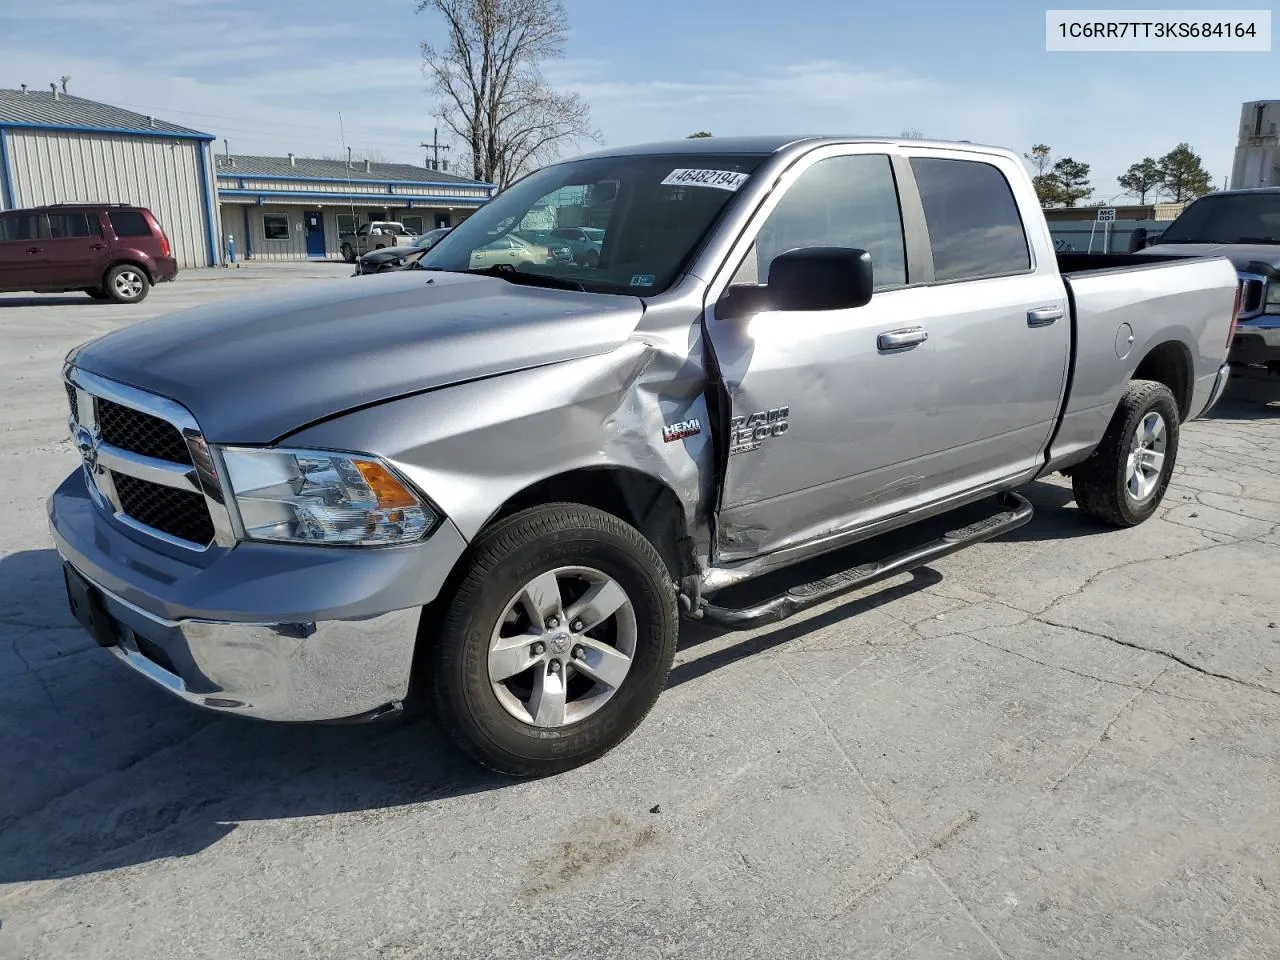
[1159,193,1280,244]
[419,153,768,294]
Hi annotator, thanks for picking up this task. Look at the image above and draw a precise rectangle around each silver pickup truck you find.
[49,136,1239,776]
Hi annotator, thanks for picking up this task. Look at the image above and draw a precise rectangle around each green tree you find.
[1157,143,1212,202]
[1052,157,1092,207]
[1025,144,1065,206]
[686,131,713,138]
[1117,157,1163,204]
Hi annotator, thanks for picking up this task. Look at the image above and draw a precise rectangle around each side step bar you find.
[696,492,1033,629]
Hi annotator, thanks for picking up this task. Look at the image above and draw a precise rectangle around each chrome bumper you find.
[49,468,469,722]
[78,567,421,722]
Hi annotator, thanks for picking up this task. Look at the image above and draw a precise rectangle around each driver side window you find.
[731,153,907,291]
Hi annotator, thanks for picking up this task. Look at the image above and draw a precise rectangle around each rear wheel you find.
[1072,379,1180,527]
[103,264,150,304]
[425,503,677,777]
[341,243,355,263]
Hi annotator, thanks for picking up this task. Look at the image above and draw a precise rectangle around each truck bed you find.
[1047,250,1239,472]
[1056,251,1201,275]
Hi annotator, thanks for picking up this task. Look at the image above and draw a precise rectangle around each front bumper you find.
[1229,317,1280,366]
[48,468,469,722]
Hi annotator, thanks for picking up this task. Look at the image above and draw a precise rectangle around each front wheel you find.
[341,243,355,263]
[424,504,677,777]
[1072,379,1180,527]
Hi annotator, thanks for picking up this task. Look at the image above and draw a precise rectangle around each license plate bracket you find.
[63,563,118,648]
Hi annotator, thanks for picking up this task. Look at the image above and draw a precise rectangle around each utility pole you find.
[421,127,451,171]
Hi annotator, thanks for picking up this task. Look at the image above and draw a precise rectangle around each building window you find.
[401,216,424,234]
[336,214,358,236]
[263,213,290,240]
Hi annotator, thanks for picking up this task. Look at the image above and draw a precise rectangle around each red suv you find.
[0,204,178,304]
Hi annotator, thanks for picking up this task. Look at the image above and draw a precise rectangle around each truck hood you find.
[69,271,644,442]
[1140,242,1280,271]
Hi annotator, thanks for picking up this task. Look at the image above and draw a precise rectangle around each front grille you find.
[65,382,79,422]
[98,398,192,465]
[112,471,215,545]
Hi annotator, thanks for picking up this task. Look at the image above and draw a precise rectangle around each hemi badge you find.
[662,418,701,443]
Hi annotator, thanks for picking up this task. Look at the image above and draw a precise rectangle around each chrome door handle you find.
[1027,306,1064,326]
[877,327,929,351]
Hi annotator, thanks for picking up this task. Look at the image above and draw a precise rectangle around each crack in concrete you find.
[778,664,1009,959]
[1045,664,1174,794]
[1037,617,1280,700]
[10,640,57,710]
[962,633,1210,704]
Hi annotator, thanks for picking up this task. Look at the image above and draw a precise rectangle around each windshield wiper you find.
[1236,236,1279,244]
[463,266,586,291]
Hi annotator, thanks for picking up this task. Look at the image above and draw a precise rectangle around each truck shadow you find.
[0,296,100,308]
[0,548,508,886]
[1206,369,1280,419]
[0,472,1184,885]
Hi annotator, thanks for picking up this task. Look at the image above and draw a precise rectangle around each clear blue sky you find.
[1,0,1274,197]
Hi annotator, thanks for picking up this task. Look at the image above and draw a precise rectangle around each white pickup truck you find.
[339,221,417,263]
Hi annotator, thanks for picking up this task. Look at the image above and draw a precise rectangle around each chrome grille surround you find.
[1237,271,1267,321]
[63,365,239,552]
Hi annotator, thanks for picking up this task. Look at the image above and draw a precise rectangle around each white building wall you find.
[6,128,214,267]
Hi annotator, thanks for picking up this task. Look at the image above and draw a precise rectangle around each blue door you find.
[303,211,326,258]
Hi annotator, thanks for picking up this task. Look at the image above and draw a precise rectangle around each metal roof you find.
[215,153,492,187]
[0,89,213,139]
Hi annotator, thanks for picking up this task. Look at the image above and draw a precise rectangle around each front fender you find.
[285,343,714,544]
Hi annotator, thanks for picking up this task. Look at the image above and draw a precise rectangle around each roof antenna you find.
[59,75,71,95]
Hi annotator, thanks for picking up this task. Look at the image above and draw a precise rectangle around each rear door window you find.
[108,210,153,237]
[0,214,39,242]
[909,157,1031,281]
[47,212,103,239]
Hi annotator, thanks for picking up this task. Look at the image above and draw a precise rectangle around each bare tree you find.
[899,128,927,139]
[417,0,598,187]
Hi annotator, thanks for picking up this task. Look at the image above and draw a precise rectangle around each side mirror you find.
[1128,227,1149,252]
[770,246,873,311]
[719,247,874,319]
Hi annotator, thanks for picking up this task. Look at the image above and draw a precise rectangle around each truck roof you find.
[571,135,1017,163]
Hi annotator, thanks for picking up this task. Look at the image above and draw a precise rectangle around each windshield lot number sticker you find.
[630,274,656,287]
[661,168,749,191]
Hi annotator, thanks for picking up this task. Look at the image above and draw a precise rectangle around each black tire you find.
[103,264,150,304]
[1072,379,1180,527]
[583,250,599,268]
[425,503,677,777]
[84,287,109,300]
[341,244,356,263]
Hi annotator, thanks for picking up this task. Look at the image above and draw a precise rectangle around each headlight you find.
[221,447,435,546]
